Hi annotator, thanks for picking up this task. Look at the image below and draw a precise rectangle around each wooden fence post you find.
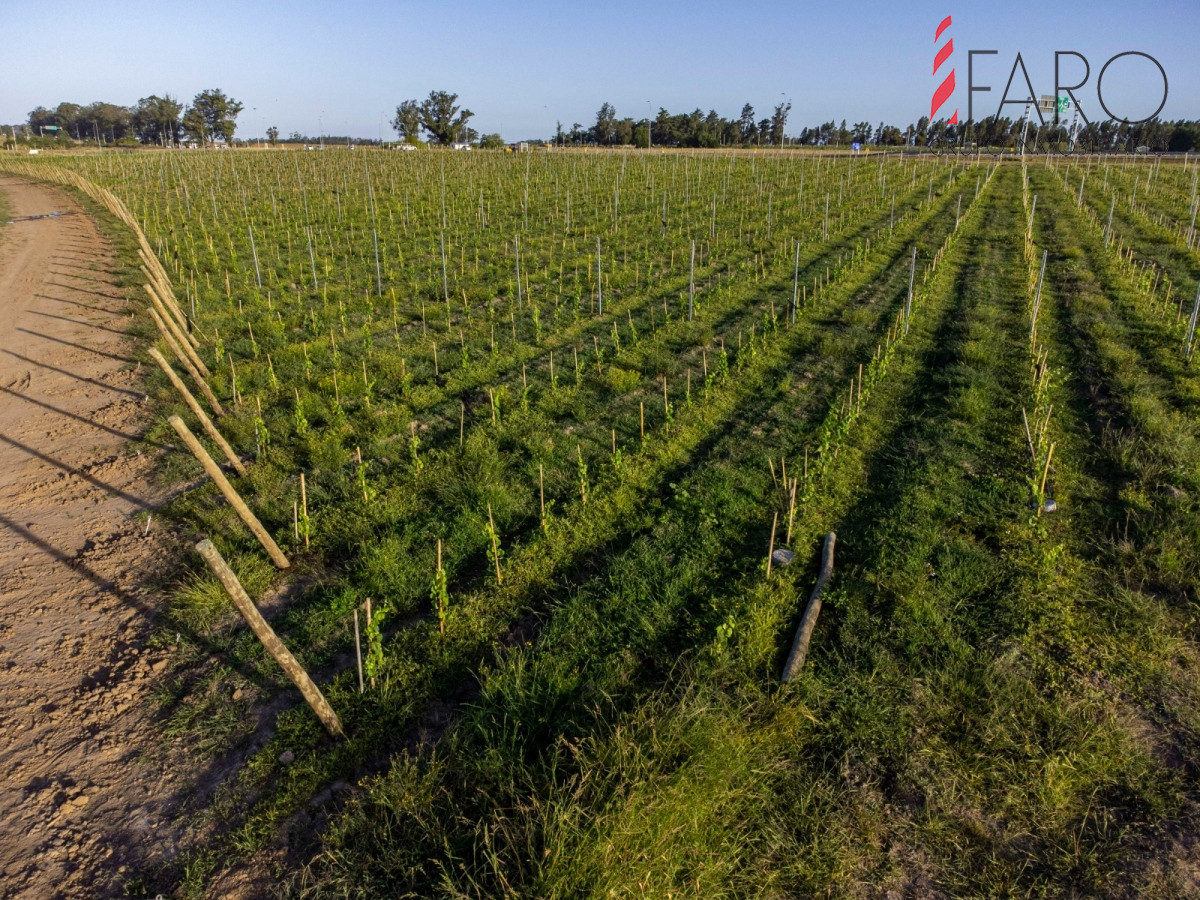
[781,531,837,683]
[145,283,209,378]
[147,306,225,416]
[169,415,290,569]
[149,349,243,475]
[195,540,343,739]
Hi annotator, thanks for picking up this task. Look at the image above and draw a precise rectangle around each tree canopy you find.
[420,91,474,144]
[391,100,421,143]
[181,107,207,145]
[133,95,184,146]
[390,91,475,144]
[189,89,243,145]
[594,102,617,145]
[30,101,136,143]
[20,90,247,146]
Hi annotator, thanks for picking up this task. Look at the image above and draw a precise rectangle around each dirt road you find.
[0,174,182,897]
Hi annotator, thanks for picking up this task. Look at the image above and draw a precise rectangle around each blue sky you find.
[1,0,1196,139]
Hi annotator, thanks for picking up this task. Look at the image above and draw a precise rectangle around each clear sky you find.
[1,0,1197,139]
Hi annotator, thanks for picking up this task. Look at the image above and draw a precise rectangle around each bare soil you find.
[0,175,184,898]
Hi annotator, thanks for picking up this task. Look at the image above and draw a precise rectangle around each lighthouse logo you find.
[931,15,1169,133]
[932,15,958,123]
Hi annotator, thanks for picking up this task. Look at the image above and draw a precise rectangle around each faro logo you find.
[930,15,1168,134]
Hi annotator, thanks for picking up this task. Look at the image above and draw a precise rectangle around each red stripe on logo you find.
[931,68,956,120]
[934,38,954,75]
[934,15,952,42]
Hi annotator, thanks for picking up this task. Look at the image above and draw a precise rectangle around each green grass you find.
[6,152,1200,897]
[288,164,1200,897]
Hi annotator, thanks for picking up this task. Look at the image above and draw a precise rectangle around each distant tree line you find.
[13,88,1200,153]
[557,101,1200,152]
[920,115,1200,153]
[556,101,794,149]
[20,90,244,147]
[278,133,387,147]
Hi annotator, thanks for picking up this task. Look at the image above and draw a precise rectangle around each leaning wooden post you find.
[195,540,343,739]
[148,349,244,475]
[145,283,209,378]
[781,531,836,683]
[169,416,290,569]
[147,306,225,416]
[139,259,196,346]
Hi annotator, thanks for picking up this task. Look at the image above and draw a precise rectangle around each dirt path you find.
[0,175,182,898]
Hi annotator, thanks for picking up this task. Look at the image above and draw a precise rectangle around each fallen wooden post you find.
[148,349,243,475]
[169,415,290,569]
[196,539,343,739]
[781,531,836,683]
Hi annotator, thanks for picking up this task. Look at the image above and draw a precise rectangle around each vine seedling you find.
[431,539,449,634]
